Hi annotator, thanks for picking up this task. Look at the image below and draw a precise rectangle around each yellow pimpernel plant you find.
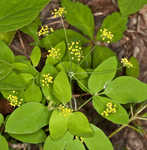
[121,57,133,68]
[101,102,117,117]
[68,41,83,62]
[51,7,65,18]
[47,47,61,59]
[7,91,23,107]
[100,28,114,43]
[38,25,54,36]
[58,105,73,117]
[41,74,54,87]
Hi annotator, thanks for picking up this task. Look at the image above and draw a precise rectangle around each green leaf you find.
[0,31,16,45]
[93,96,129,124]
[5,102,49,134]
[0,135,9,150]
[118,0,147,16]
[65,139,85,150]
[93,46,116,68]
[0,40,15,63]
[53,71,72,104]
[10,129,46,144]
[0,60,13,80]
[0,0,51,32]
[80,46,92,69]
[0,113,4,127]
[39,29,88,49]
[62,0,94,39]
[46,41,66,65]
[83,124,113,150]
[23,81,42,103]
[97,12,128,43]
[40,64,58,102]
[49,109,68,140]
[12,62,38,76]
[0,72,28,90]
[44,132,73,150]
[68,112,93,137]
[30,46,41,67]
[88,56,117,94]
[56,61,88,80]
[105,76,147,104]
[142,113,147,118]
[126,56,139,78]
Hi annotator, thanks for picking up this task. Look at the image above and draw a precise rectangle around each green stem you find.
[109,124,127,138]
[77,97,92,111]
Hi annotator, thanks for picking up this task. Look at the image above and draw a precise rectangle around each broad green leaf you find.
[126,56,139,78]
[68,112,93,137]
[62,0,94,39]
[5,102,49,134]
[0,0,51,32]
[0,31,16,45]
[53,71,72,104]
[83,124,113,150]
[88,56,117,94]
[12,62,38,76]
[46,41,66,65]
[105,76,147,104]
[49,110,68,140]
[77,77,89,93]
[0,40,15,63]
[44,132,73,150]
[30,46,41,67]
[10,129,46,144]
[93,46,116,68]
[0,60,13,80]
[0,72,28,90]
[19,73,34,85]
[97,12,128,43]
[118,0,147,16]
[56,61,88,80]
[65,139,85,150]
[39,29,88,49]
[0,113,4,127]
[93,96,129,124]
[0,135,9,150]
[80,46,92,69]
[40,64,58,102]
[23,81,42,103]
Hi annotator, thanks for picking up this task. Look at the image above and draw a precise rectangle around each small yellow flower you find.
[38,25,49,36]
[58,105,73,117]
[47,47,61,59]
[51,7,65,18]
[121,58,133,68]
[68,41,83,62]
[101,102,117,117]
[7,91,23,107]
[100,28,114,43]
[41,74,53,87]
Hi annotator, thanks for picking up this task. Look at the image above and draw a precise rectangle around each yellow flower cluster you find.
[7,91,23,107]
[100,28,114,43]
[41,74,53,87]
[68,41,83,62]
[47,48,61,59]
[51,7,65,18]
[58,105,73,117]
[121,58,133,68]
[101,102,117,117]
[38,26,54,36]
